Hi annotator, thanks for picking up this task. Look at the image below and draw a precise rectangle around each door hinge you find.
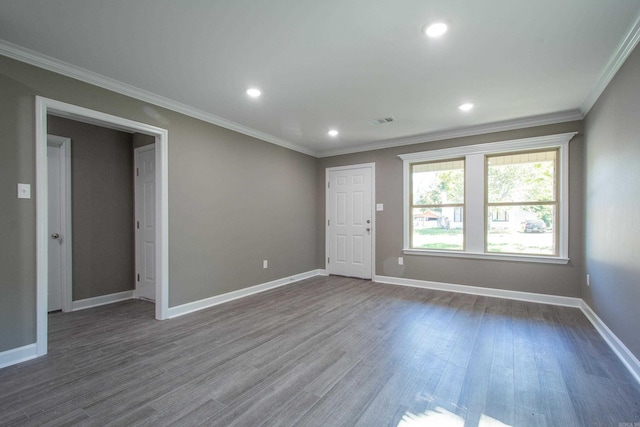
[327,181,330,189]
[328,219,330,226]
[136,221,140,229]
[136,168,139,177]
[137,273,140,282]
[327,257,330,264]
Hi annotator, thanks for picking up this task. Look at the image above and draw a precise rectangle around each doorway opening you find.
[35,96,169,358]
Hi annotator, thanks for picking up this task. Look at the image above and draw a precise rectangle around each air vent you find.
[369,117,395,125]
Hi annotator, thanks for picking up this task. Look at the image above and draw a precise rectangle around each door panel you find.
[136,147,156,301]
[327,166,373,279]
[353,235,364,264]
[353,191,364,224]
[144,181,154,226]
[336,234,347,263]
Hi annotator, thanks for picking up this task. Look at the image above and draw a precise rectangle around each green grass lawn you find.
[415,228,463,236]
[414,227,463,250]
[417,242,463,250]
[414,227,553,254]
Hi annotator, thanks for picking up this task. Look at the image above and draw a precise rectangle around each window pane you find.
[487,150,556,203]
[487,205,556,255]
[412,160,464,205]
[412,207,464,250]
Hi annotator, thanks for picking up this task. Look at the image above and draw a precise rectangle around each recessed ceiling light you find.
[328,129,339,137]
[424,22,448,38]
[246,88,261,98]
[458,102,474,111]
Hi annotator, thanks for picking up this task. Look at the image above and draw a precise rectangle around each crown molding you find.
[317,110,583,158]
[5,34,626,160]
[581,10,640,115]
[0,39,319,157]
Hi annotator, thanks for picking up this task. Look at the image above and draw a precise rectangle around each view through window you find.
[486,149,558,255]
[410,159,465,250]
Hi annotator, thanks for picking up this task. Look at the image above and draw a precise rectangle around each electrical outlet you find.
[398,257,404,265]
[263,260,268,269]
[586,274,590,286]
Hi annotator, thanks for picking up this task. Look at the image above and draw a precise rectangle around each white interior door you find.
[135,145,156,301]
[327,165,373,279]
[47,135,72,313]
[47,144,63,311]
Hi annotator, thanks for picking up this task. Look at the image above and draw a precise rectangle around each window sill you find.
[402,249,569,265]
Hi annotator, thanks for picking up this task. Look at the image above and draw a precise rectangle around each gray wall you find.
[0,55,318,352]
[318,121,584,298]
[583,44,640,359]
[132,133,154,149]
[0,66,37,351]
[168,119,318,306]
[48,115,135,301]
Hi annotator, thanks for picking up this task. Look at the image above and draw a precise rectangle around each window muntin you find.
[486,149,558,256]
[410,159,464,251]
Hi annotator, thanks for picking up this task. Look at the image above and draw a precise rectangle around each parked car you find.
[523,219,546,233]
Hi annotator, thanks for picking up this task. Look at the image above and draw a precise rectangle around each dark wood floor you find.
[1,276,639,426]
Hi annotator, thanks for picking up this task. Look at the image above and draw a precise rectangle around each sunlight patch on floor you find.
[398,407,512,427]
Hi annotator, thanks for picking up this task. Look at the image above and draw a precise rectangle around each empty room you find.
[1,1,640,426]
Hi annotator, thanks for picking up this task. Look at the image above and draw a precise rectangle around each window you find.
[487,150,558,256]
[400,133,574,264]
[453,207,463,223]
[410,159,465,250]
[490,208,509,222]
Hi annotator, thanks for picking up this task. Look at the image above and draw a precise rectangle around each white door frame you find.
[325,162,376,279]
[47,135,73,313]
[35,96,170,357]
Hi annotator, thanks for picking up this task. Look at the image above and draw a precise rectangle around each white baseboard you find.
[167,270,323,319]
[579,301,640,384]
[0,343,37,370]
[72,290,135,311]
[374,275,582,307]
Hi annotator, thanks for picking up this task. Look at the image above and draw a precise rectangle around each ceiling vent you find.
[369,117,395,125]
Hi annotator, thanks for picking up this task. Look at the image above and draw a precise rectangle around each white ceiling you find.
[1,0,640,157]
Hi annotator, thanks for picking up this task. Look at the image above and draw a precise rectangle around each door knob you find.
[51,233,60,239]
[366,228,371,232]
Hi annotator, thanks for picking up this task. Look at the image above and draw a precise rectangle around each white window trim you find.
[399,132,576,264]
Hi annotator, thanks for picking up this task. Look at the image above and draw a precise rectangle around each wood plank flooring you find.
[1,276,639,426]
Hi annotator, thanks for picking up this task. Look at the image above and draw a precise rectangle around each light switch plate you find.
[376,203,384,211]
[17,183,31,199]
